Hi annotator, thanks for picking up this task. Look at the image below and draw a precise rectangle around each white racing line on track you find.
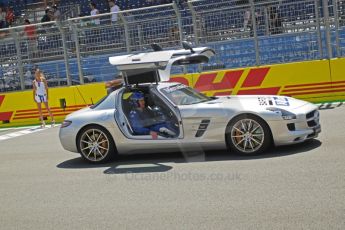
[0,124,60,141]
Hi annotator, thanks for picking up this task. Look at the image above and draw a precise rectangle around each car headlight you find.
[266,107,296,120]
[61,120,72,128]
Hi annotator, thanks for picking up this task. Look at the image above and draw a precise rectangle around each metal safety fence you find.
[0,0,345,92]
[21,3,81,24]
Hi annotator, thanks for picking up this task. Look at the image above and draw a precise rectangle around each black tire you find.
[77,125,116,163]
[226,114,272,155]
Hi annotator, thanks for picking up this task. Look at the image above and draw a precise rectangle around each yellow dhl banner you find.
[170,59,345,102]
[0,59,345,127]
[0,83,106,127]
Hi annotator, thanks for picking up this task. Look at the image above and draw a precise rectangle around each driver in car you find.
[129,91,178,139]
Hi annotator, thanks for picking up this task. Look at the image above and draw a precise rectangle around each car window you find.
[160,84,213,105]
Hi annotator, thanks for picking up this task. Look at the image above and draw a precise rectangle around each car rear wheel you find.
[77,125,116,163]
[226,114,271,155]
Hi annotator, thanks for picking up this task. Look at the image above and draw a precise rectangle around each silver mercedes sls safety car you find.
[59,43,321,163]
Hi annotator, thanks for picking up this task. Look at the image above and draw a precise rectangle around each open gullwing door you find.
[108,45,215,85]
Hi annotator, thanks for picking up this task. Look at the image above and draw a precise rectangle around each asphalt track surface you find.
[0,105,344,230]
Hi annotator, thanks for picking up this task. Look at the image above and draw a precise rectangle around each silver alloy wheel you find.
[79,128,110,162]
[230,118,265,154]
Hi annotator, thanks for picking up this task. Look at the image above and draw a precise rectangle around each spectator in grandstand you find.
[52,4,61,21]
[108,0,120,24]
[89,2,100,25]
[169,25,180,46]
[0,6,6,29]
[24,19,36,39]
[33,67,55,128]
[23,19,38,59]
[41,7,53,23]
[268,5,282,35]
[236,0,262,35]
[243,9,251,30]
[25,68,32,80]
[5,6,14,27]
[24,68,33,89]
[235,0,251,30]
[339,0,345,26]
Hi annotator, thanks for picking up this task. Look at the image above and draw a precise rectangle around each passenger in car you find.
[128,91,178,139]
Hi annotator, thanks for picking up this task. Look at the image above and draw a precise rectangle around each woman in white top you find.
[90,2,100,25]
[33,68,55,128]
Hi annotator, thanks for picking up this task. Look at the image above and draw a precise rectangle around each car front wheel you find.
[226,114,271,155]
[77,125,116,163]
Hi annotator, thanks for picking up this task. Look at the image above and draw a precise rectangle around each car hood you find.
[213,95,310,111]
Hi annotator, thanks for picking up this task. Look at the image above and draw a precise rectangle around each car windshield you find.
[161,84,213,105]
[90,94,108,109]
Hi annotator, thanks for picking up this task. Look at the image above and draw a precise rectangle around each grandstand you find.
[0,0,344,92]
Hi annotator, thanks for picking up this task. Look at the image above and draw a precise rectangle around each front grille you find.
[306,110,316,119]
[306,110,319,128]
[307,120,317,127]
